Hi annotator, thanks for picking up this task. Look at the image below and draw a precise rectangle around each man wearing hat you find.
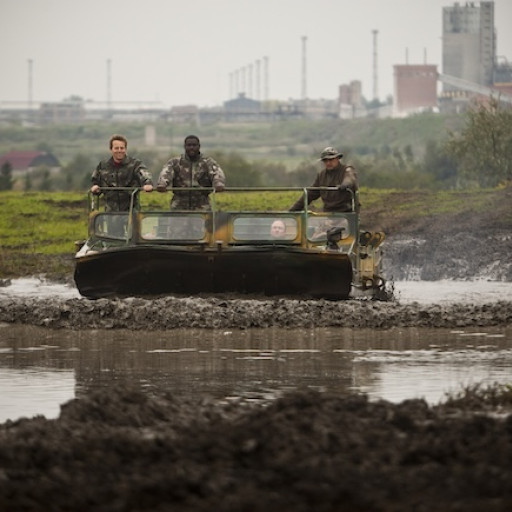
[289,147,358,212]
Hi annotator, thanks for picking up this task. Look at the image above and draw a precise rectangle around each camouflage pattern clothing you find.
[289,163,358,212]
[157,153,226,210]
[91,156,153,212]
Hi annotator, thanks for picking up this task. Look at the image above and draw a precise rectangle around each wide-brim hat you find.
[319,146,343,161]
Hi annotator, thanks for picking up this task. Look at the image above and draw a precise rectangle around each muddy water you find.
[1,323,511,423]
[0,279,511,423]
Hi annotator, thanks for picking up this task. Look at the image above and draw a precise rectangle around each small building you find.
[223,93,261,121]
[39,100,86,124]
[0,150,61,176]
[338,81,366,119]
[168,105,200,124]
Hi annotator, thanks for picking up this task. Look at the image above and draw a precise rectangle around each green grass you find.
[0,186,508,278]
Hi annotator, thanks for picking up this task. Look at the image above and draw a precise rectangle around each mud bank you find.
[383,233,512,282]
[0,295,511,329]
[1,386,511,512]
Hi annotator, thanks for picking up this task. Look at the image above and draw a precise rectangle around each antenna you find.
[248,63,253,98]
[263,56,269,100]
[27,58,33,109]
[255,59,261,100]
[106,59,112,112]
[372,30,378,101]
[301,36,307,100]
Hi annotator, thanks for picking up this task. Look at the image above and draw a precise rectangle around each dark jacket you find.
[91,156,152,211]
[290,163,358,212]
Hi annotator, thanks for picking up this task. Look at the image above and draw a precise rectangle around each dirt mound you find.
[0,295,511,329]
[1,386,511,511]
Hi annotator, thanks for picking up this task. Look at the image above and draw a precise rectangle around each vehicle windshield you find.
[232,216,298,241]
[140,215,205,240]
[94,214,129,240]
[307,216,350,242]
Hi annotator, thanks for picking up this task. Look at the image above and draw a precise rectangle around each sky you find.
[1,0,511,108]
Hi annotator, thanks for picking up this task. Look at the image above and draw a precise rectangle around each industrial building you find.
[393,65,438,116]
[442,1,495,93]
[1,1,511,125]
[391,1,511,116]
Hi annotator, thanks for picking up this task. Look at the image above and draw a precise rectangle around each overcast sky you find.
[1,0,511,107]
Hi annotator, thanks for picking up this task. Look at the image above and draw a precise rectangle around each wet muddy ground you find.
[1,225,511,510]
[0,290,511,511]
[0,294,511,329]
[1,385,512,511]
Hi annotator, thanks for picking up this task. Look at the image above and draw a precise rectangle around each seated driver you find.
[270,219,286,239]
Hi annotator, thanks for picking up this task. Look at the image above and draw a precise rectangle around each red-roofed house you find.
[0,151,61,175]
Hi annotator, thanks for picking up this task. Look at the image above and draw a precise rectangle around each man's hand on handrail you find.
[90,185,153,194]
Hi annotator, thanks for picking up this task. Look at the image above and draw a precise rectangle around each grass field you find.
[0,186,509,279]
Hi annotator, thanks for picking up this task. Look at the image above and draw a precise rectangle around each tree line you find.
[1,98,511,192]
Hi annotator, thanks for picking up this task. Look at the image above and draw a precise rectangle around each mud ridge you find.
[1,386,511,511]
[0,295,511,329]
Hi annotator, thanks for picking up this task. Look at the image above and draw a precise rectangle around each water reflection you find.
[1,324,511,423]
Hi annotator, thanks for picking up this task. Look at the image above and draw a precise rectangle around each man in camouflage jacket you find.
[91,134,153,211]
[289,146,358,212]
[156,135,225,210]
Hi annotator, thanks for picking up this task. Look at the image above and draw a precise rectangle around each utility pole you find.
[27,58,33,110]
[263,56,269,101]
[301,36,307,100]
[106,58,112,115]
[372,30,379,101]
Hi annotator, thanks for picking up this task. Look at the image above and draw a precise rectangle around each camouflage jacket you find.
[91,156,152,211]
[290,163,358,212]
[157,153,226,210]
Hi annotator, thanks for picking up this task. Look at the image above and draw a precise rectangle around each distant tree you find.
[0,161,13,190]
[446,97,512,186]
[36,141,53,153]
[284,160,317,187]
[403,144,415,165]
[421,140,459,188]
[392,148,406,171]
[258,161,290,186]
[211,151,261,187]
[24,172,32,191]
[59,153,95,191]
[37,167,53,191]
